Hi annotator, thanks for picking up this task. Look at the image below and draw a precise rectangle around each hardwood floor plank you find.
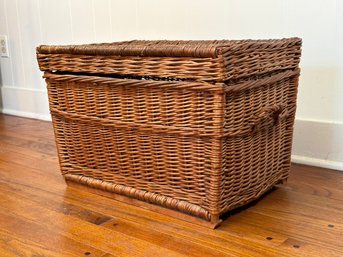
[0,230,72,257]
[283,180,343,202]
[288,165,343,189]
[222,213,343,256]
[0,208,107,257]
[0,184,185,257]
[0,149,60,178]
[256,191,343,224]
[0,133,57,157]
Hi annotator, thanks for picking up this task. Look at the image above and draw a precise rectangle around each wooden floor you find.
[0,114,342,257]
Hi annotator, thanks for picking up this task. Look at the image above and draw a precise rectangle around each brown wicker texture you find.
[37,38,302,227]
[37,38,301,82]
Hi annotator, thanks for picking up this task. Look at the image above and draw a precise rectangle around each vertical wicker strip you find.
[208,91,225,222]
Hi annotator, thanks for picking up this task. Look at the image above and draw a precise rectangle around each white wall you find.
[0,0,343,170]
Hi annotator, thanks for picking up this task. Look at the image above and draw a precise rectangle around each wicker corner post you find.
[37,38,302,228]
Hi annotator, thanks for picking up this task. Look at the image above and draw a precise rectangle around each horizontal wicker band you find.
[36,38,301,58]
[51,108,222,138]
[44,72,225,92]
[224,68,300,92]
[64,173,212,221]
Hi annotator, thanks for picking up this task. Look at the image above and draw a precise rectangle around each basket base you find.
[65,180,222,229]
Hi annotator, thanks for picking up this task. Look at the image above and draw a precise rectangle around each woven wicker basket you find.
[37,38,302,228]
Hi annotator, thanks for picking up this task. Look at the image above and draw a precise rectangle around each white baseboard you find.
[0,85,51,121]
[292,119,343,171]
[1,108,51,121]
[291,155,343,171]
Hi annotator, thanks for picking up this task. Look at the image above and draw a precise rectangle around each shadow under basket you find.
[37,38,302,228]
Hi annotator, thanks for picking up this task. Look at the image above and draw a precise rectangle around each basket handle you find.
[250,104,289,134]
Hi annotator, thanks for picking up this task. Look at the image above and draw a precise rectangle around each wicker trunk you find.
[37,38,302,228]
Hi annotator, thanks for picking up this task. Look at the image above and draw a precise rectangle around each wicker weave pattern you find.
[37,38,302,225]
[37,38,301,82]
[45,73,224,136]
[52,115,214,219]
[220,72,299,213]
[38,54,226,81]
